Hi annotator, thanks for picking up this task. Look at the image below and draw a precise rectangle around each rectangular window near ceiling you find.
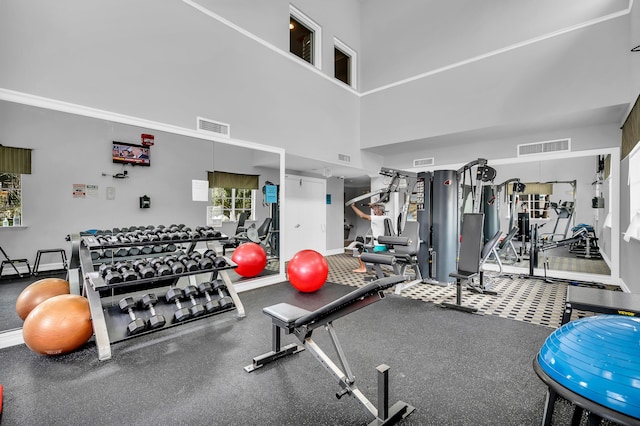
[289,5,322,69]
[211,187,255,222]
[334,47,350,85]
[0,173,22,226]
[334,38,357,89]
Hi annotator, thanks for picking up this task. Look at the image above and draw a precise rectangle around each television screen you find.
[112,141,150,166]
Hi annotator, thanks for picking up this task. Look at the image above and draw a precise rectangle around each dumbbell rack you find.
[75,232,245,361]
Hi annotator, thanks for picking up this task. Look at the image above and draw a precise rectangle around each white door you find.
[283,175,326,260]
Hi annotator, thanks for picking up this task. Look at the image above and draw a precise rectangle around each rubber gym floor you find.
[0,265,608,426]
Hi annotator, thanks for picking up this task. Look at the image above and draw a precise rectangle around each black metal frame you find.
[245,276,415,425]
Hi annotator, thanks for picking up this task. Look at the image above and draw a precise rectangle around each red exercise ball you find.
[287,250,329,293]
[231,242,267,278]
[15,278,70,321]
[23,294,93,356]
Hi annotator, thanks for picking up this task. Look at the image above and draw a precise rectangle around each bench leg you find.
[244,323,304,372]
[441,278,478,313]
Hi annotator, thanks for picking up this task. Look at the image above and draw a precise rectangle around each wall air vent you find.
[338,153,351,163]
[517,138,570,157]
[197,117,230,138]
[413,157,434,167]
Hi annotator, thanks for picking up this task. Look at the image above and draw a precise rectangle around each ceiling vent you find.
[338,153,351,163]
[517,138,570,157]
[197,117,230,138]
[413,157,434,167]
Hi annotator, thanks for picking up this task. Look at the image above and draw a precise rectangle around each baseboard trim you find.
[0,328,24,349]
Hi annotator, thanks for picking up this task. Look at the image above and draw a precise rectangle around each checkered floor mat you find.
[321,253,618,329]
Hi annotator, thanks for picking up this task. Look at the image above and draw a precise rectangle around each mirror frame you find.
[424,147,621,285]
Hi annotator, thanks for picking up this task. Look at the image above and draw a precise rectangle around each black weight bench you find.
[442,213,485,313]
[245,275,415,425]
[561,286,640,325]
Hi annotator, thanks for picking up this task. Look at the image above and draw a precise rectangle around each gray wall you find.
[359,0,629,91]
[619,2,640,292]
[378,123,621,172]
[325,177,346,253]
[359,2,630,150]
[0,101,279,262]
[0,0,374,171]
[620,157,640,292]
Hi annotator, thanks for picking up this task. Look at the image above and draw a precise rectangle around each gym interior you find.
[1,1,639,425]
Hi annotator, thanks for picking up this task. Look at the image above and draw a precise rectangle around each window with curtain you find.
[507,182,554,219]
[624,145,640,242]
[0,146,32,226]
[208,171,259,222]
[622,94,640,241]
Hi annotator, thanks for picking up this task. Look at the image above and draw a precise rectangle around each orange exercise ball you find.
[15,278,70,321]
[23,294,93,356]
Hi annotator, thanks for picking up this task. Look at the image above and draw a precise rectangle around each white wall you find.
[379,122,621,171]
[360,0,629,91]
[619,1,640,292]
[0,0,374,172]
[0,101,279,262]
[325,177,346,253]
[359,1,630,150]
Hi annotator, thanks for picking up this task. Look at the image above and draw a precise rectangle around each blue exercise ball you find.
[537,315,640,419]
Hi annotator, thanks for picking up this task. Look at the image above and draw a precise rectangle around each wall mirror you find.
[485,150,620,282]
[0,95,285,336]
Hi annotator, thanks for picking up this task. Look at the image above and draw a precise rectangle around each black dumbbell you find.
[150,258,172,277]
[165,287,191,322]
[198,256,214,270]
[98,263,112,277]
[139,293,166,329]
[132,259,155,279]
[115,247,130,257]
[115,261,138,282]
[183,285,206,317]
[177,253,199,272]
[119,297,148,335]
[164,256,185,274]
[99,263,123,285]
[212,280,233,309]
[212,257,228,268]
[198,282,222,313]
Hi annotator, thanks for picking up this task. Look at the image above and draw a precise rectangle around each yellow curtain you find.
[0,146,32,174]
[622,94,640,160]
[507,182,553,195]
[207,171,259,189]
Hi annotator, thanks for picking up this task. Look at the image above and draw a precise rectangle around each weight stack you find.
[432,170,458,284]
[482,185,499,243]
[416,173,431,281]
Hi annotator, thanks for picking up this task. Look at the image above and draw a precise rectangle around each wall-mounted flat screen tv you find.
[112,141,150,166]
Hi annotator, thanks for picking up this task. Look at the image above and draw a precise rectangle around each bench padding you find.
[293,276,404,329]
